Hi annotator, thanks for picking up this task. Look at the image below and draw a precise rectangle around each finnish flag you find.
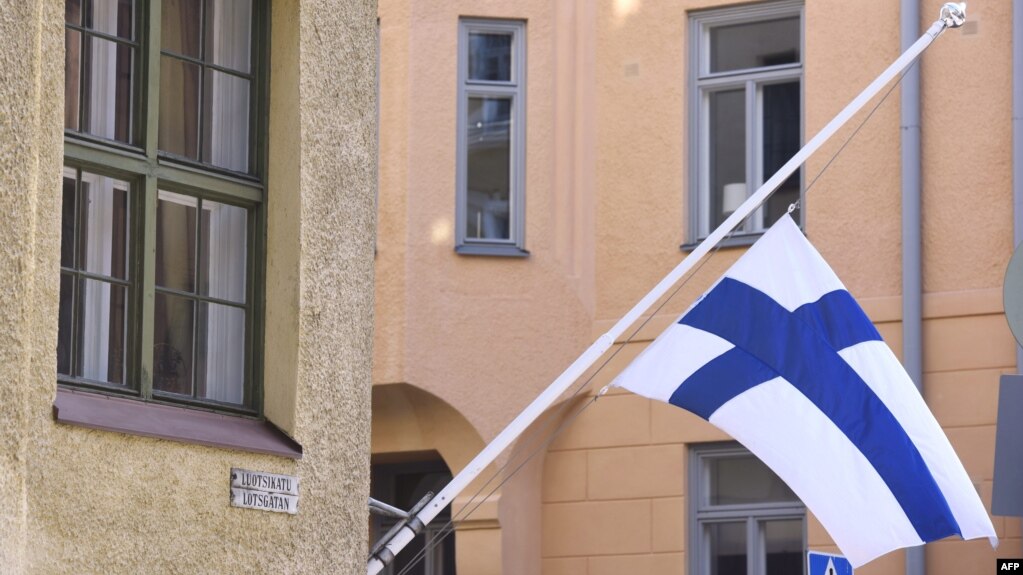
[614,214,997,567]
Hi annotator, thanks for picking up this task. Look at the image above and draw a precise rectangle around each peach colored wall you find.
[375,0,1021,574]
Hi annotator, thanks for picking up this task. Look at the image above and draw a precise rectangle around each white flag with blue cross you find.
[614,214,997,567]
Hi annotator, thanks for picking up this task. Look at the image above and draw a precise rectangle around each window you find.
[689,1,803,242]
[690,444,806,575]
[455,19,527,256]
[371,460,456,575]
[62,0,266,414]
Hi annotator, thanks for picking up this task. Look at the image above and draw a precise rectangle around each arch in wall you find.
[372,383,500,574]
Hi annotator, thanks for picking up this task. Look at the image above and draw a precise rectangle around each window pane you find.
[85,36,134,142]
[156,191,198,293]
[196,302,245,404]
[199,200,247,303]
[469,32,512,82]
[709,89,745,230]
[764,519,803,575]
[159,55,201,160]
[79,173,129,280]
[79,278,127,385]
[153,292,195,396]
[762,80,801,228]
[707,454,798,506]
[88,0,134,40]
[202,70,250,172]
[161,0,201,58]
[206,0,252,73]
[466,96,512,241]
[65,29,81,131]
[66,0,82,25]
[57,273,74,376]
[61,171,76,268]
[707,522,746,575]
[710,17,800,73]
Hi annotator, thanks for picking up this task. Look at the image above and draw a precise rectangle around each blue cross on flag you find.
[613,214,997,567]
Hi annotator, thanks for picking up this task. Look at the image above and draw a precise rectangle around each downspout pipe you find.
[901,1,925,574]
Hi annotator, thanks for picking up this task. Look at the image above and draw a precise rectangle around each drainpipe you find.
[901,0,925,574]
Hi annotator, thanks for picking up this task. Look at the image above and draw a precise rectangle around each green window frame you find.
[61,0,268,416]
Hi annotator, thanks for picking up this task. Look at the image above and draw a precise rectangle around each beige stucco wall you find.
[375,0,1022,574]
[0,0,378,573]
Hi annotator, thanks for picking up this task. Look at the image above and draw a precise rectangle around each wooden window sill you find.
[53,387,302,459]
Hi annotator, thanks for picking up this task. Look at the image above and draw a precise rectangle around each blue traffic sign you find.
[808,551,853,575]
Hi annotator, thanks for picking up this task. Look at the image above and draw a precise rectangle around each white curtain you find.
[207,0,250,172]
[88,1,120,140]
[203,202,246,404]
[80,172,124,382]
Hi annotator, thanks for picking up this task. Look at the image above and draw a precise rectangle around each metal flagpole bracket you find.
[940,3,966,28]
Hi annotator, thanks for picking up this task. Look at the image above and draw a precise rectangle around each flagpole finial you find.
[940,3,966,28]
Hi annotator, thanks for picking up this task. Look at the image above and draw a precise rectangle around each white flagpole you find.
[368,5,966,573]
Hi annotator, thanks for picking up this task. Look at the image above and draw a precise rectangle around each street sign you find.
[808,551,853,575]
[230,468,300,514]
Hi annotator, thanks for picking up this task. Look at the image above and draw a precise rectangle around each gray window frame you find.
[688,442,807,575]
[687,1,804,246]
[455,18,528,257]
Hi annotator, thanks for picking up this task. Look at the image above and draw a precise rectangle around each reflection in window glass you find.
[466,97,511,241]
[709,17,800,73]
[762,80,801,227]
[707,454,798,506]
[708,89,746,230]
[764,519,803,575]
[708,522,746,575]
[468,32,512,82]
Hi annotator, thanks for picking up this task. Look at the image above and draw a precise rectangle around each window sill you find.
[53,388,302,459]
[455,244,530,258]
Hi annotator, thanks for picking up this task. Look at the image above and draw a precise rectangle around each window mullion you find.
[146,0,162,159]
[139,175,158,400]
[136,0,163,400]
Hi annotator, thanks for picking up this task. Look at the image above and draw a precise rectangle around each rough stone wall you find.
[0,0,63,571]
[0,0,377,572]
